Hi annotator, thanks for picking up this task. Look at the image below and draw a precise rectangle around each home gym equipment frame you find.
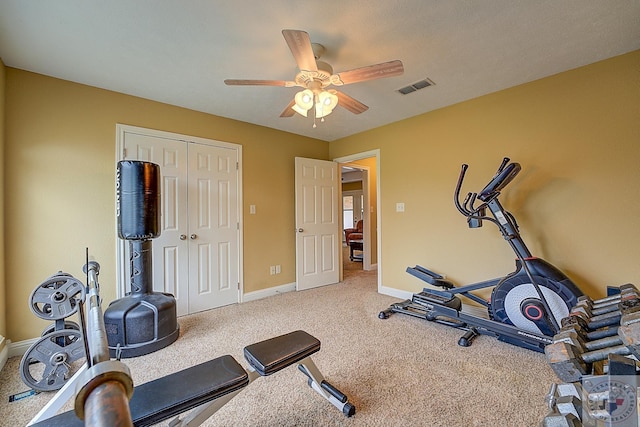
[379,158,584,352]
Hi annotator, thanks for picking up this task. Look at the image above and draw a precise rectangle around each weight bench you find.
[30,330,355,426]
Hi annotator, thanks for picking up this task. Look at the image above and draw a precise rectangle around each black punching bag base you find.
[104,292,180,358]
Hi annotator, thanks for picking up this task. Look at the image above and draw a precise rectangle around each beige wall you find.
[342,181,362,192]
[331,50,640,300]
[4,69,328,342]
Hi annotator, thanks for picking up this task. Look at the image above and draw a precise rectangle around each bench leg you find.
[28,363,89,426]
[168,370,260,427]
[297,357,356,417]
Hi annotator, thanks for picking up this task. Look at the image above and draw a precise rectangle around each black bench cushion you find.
[243,330,320,376]
[130,355,248,426]
[31,354,248,427]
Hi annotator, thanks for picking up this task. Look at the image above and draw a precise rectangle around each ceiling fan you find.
[224,29,404,126]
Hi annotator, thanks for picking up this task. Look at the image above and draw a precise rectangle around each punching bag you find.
[105,160,179,358]
[116,160,160,240]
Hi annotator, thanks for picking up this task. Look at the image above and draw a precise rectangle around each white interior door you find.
[295,157,340,291]
[187,142,240,312]
[117,125,240,315]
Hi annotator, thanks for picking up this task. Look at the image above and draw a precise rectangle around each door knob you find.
[190,234,197,240]
[179,234,187,240]
[297,228,304,233]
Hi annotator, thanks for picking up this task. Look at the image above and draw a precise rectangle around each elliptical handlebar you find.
[454,164,472,217]
[453,163,491,220]
[478,158,521,202]
[496,157,510,175]
[454,157,522,220]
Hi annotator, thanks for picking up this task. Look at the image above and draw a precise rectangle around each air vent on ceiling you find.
[398,78,435,95]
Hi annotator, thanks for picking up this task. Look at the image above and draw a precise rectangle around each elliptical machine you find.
[379,158,585,352]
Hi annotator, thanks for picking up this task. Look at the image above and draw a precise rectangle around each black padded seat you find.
[243,330,320,376]
[130,355,248,426]
[31,355,248,427]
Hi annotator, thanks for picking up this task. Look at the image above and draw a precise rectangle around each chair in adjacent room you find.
[344,220,363,245]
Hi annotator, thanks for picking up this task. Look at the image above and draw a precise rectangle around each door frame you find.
[114,124,244,303]
[334,150,381,290]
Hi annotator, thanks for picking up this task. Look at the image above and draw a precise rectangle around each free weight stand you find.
[29,257,134,427]
[20,273,87,392]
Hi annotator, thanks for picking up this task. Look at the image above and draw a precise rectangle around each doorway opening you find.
[335,150,381,291]
[341,170,365,271]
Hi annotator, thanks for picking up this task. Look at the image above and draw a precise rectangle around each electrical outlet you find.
[275,265,281,274]
[270,266,276,275]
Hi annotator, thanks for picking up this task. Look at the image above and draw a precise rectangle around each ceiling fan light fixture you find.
[315,90,338,118]
[292,104,308,117]
[293,89,314,116]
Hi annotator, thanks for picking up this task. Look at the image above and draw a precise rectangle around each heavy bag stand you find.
[104,160,179,358]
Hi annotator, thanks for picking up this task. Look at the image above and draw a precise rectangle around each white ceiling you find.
[1,1,638,142]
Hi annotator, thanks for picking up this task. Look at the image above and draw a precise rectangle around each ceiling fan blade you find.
[224,79,294,87]
[335,91,369,114]
[280,99,296,117]
[333,60,404,86]
[282,29,318,72]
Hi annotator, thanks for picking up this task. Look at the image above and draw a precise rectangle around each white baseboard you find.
[379,285,412,301]
[0,337,40,372]
[0,338,8,372]
[242,282,296,303]
[366,263,378,271]
[9,337,38,359]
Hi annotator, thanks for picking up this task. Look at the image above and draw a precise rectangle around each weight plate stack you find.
[20,273,87,391]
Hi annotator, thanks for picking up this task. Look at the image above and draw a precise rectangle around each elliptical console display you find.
[379,158,584,352]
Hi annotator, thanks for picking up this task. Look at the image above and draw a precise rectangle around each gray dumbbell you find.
[541,383,584,427]
[546,311,640,382]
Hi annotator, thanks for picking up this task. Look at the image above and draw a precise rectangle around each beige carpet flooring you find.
[0,260,558,426]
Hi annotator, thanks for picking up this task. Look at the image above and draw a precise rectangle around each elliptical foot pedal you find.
[412,292,462,310]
